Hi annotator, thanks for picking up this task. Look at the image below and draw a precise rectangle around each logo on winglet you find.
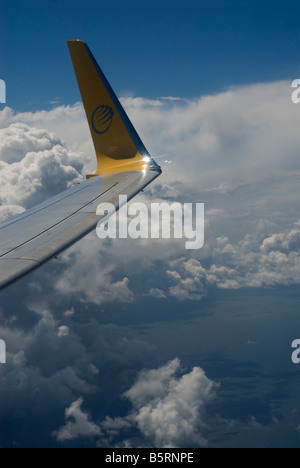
[92,105,114,134]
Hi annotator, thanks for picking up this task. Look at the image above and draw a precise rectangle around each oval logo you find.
[92,106,114,134]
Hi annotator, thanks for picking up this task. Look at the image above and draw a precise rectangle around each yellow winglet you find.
[68,40,156,177]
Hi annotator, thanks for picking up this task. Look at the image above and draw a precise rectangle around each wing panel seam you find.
[0,182,118,259]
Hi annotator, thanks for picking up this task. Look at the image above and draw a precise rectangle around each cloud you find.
[167,258,206,301]
[0,308,97,416]
[1,79,298,192]
[119,81,299,188]
[0,104,93,173]
[121,358,218,448]
[53,397,102,442]
[54,237,135,306]
[0,296,158,447]
[148,288,167,299]
[54,359,218,448]
[0,122,83,221]
[165,220,300,299]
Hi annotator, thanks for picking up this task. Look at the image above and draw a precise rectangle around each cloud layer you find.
[0,78,299,447]
[1,79,298,190]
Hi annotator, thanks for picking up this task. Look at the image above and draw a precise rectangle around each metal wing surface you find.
[0,170,159,290]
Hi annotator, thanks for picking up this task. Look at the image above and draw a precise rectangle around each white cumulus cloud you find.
[54,359,218,447]
[166,220,300,300]
[0,122,84,221]
[121,358,218,448]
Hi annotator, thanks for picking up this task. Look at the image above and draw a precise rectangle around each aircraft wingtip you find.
[67,39,86,45]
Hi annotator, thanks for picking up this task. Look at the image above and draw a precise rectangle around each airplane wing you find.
[0,41,161,290]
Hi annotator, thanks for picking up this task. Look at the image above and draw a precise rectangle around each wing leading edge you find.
[0,42,161,290]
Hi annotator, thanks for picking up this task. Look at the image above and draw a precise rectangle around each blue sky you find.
[1,0,300,110]
[1,0,300,449]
